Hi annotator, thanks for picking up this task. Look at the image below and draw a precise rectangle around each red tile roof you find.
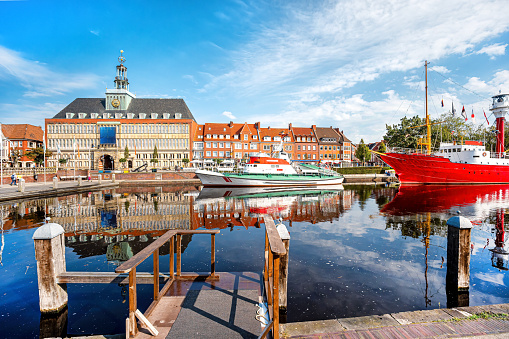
[1,124,43,142]
[258,127,292,140]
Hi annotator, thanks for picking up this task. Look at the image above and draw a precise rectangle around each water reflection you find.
[1,183,509,337]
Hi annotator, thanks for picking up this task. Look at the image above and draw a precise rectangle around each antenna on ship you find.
[418,61,432,155]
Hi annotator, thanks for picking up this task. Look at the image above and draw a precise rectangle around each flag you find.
[441,98,444,107]
[471,109,476,124]
[77,142,80,159]
[134,142,137,156]
[461,106,467,121]
[484,110,490,125]
[452,102,456,116]
[451,130,455,135]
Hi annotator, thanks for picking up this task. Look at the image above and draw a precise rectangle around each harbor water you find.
[0,184,508,337]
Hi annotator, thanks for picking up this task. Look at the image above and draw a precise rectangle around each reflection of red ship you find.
[380,184,509,216]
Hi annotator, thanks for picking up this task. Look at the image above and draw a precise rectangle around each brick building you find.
[290,124,318,161]
[258,126,293,159]
[201,122,260,161]
[1,124,44,168]
[45,51,196,171]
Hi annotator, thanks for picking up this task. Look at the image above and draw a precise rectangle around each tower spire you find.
[114,50,129,91]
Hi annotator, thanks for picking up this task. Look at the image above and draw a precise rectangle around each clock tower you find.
[105,50,136,110]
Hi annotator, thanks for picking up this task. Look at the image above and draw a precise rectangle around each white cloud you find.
[0,45,101,97]
[0,102,65,126]
[90,30,100,36]
[222,111,236,120]
[430,66,450,74]
[476,43,507,59]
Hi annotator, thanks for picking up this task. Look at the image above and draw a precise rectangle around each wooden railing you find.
[260,215,287,339]
[115,229,220,338]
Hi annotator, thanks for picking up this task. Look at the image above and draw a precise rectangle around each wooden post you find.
[211,234,216,277]
[176,234,182,277]
[153,249,159,300]
[169,236,174,279]
[276,223,290,318]
[112,173,116,183]
[33,223,68,313]
[129,268,138,336]
[273,255,280,339]
[446,216,472,308]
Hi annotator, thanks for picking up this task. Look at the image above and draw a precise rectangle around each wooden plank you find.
[176,273,220,281]
[211,234,216,276]
[169,235,174,279]
[273,256,280,339]
[263,215,286,255]
[116,230,177,274]
[125,318,129,339]
[144,277,175,319]
[135,309,159,336]
[129,268,137,337]
[176,230,220,234]
[153,249,159,301]
[257,320,274,339]
[57,271,169,285]
[177,234,182,277]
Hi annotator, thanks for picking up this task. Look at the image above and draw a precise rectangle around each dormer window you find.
[115,113,123,119]
[296,137,301,142]
[127,113,135,119]
[199,127,202,130]
[263,136,271,141]
[103,113,110,119]
[226,135,230,139]
[151,113,158,119]
[78,113,86,119]
[213,134,218,139]
[253,135,258,140]
[163,113,170,119]
[223,128,226,131]
[274,136,281,141]
[139,113,146,119]
[66,113,75,119]
[234,134,239,139]
[91,113,99,119]
[175,113,182,119]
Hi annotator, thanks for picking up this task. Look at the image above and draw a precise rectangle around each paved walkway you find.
[281,304,509,338]
[0,180,118,203]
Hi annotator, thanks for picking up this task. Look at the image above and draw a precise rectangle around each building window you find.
[297,145,301,151]
[244,143,248,149]
[206,151,211,157]
[244,134,248,141]
[250,144,257,150]
[263,145,270,151]
[213,151,218,157]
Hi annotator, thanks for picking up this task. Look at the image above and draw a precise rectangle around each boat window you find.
[453,149,457,152]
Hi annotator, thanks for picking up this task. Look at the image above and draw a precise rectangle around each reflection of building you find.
[45,51,197,170]
[490,210,509,270]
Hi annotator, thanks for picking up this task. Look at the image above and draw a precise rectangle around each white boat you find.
[195,138,344,187]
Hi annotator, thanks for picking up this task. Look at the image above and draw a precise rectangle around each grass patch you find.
[448,312,509,322]
[334,166,392,175]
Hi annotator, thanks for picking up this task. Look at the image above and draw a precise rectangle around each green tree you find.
[10,149,21,167]
[378,141,386,153]
[355,139,370,165]
[124,146,130,159]
[25,147,53,166]
[58,158,68,165]
[182,158,190,167]
[119,158,127,168]
[150,146,159,164]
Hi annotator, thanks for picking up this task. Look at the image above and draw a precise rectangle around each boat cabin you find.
[435,141,509,165]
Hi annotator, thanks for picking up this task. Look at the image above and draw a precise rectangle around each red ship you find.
[377,62,509,184]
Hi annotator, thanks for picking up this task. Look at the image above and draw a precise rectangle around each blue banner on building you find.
[100,126,116,144]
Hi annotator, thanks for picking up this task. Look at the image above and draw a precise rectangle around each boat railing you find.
[388,147,440,155]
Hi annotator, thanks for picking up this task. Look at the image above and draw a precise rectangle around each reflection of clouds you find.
[473,272,506,286]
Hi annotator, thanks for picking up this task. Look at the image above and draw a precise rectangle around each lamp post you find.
[89,144,94,172]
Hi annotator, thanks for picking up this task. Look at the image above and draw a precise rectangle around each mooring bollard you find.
[98,174,102,184]
[18,179,25,193]
[276,222,290,319]
[53,176,58,189]
[77,176,82,187]
[112,173,115,183]
[33,223,68,313]
[446,215,472,308]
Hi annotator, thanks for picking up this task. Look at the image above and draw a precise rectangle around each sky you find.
[1,0,509,143]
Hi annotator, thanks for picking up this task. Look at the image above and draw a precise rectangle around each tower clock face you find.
[111,99,120,108]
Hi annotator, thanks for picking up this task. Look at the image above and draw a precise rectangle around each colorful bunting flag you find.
[452,102,456,116]
[471,109,476,124]
[441,98,444,107]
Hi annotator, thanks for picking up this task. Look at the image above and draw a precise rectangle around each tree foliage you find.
[383,113,509,152]
[355,139,370,164]
[150,146,159,163]
[378,141,386,153]
[124,146,130,159]
[25,147,53,166]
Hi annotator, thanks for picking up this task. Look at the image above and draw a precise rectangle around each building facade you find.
[290,124,318,161]
[45,51,196,171]
[258,126,293,159]
[1,124,44,168]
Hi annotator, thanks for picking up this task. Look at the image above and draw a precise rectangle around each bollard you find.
[77,176,82,187]
[276,222,290,320]
[98,174,102,184]
[33,223,68,313]
[18,179,25,193]
[53,176,58,189]
[446,216,472,308]
[112,173,115,183]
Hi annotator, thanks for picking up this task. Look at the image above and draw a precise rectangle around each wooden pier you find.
[33,215,288,338]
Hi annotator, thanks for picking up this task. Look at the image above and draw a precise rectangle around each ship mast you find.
[425,61,431,155]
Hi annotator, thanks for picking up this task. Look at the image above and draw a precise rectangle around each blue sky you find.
[1,0,509,143]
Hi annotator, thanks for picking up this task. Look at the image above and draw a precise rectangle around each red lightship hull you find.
[380,152,509,184]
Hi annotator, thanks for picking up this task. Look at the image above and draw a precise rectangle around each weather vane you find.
[118,50,126,64]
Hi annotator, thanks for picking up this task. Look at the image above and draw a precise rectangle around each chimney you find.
[289,123,292,130]
[312,125,316,130]
[268,126,270,130]
[255,122,260,129]
[229,121,233,127]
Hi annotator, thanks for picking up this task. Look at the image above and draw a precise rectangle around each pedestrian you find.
[87,175,91,182]
[10,173,16,186]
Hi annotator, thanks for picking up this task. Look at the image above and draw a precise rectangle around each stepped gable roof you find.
[259,127,293,141]
[2,124,43,142]
[51,98,195,121]
[291,127,315,138]
[334,128,352,143]
[314,127,341,144]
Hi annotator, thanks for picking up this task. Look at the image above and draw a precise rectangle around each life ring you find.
[482,152,487,157]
